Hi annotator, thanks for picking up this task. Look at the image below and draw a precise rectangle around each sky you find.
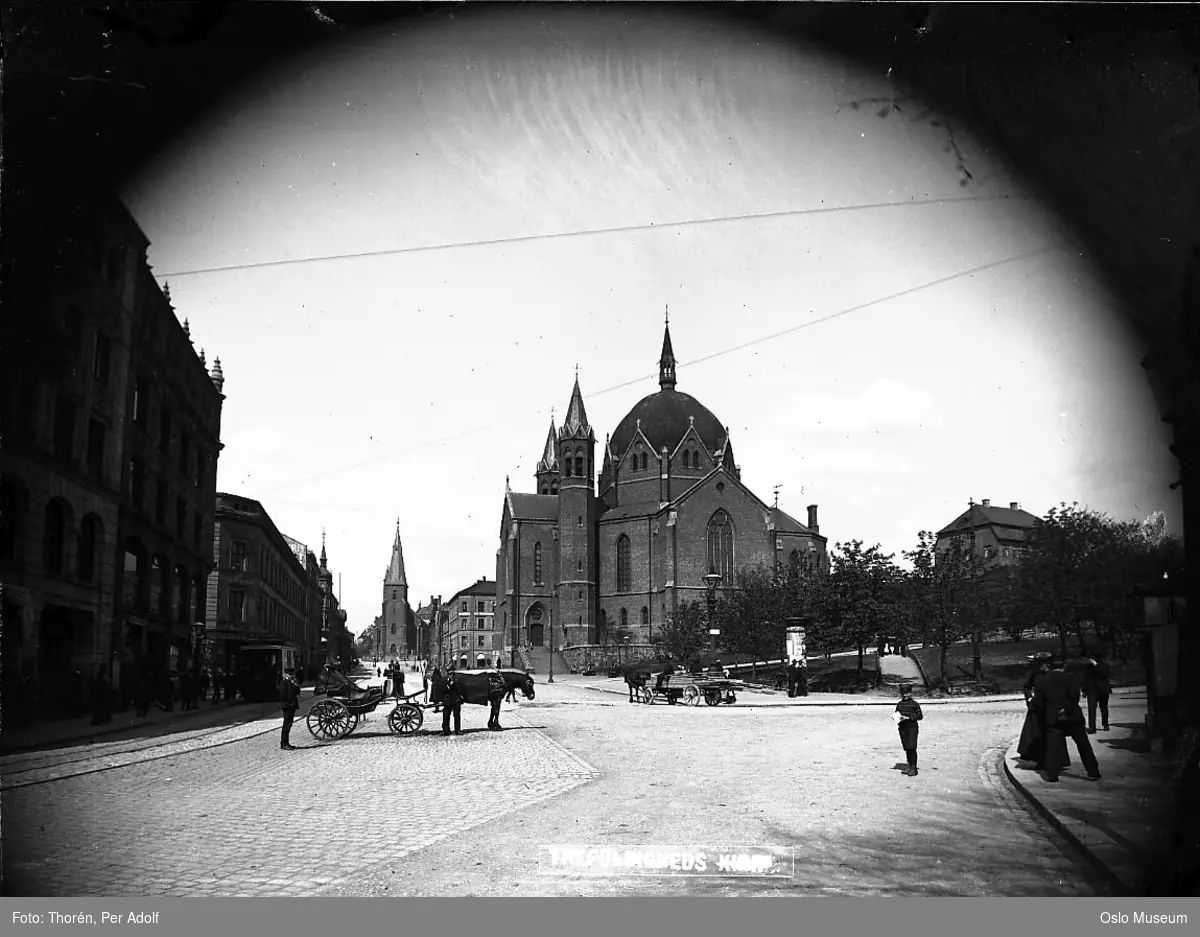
[122,7,1181,639]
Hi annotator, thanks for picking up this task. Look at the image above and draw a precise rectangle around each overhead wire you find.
[256,241,1064,498]
[155,192,1032,278]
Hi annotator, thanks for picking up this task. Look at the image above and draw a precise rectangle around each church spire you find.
[659,311,677,391]
[320,529,327,570]
[563,373,591,436]
[537,414,559,472]
[386,519,408,586]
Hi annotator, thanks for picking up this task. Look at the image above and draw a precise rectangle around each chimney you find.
[981,499,990,508]
[807,504,819,533]
[1010,502,1020,510]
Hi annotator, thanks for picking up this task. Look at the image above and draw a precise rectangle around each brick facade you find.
[495,324,828,659]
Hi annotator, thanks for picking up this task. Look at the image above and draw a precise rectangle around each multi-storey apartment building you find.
[441,578,498,669]
[205,494,319,677]
[0,192,225,716]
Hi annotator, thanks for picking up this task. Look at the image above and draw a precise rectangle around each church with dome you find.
[495,320,828,655]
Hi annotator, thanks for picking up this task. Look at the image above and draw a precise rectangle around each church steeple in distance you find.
[386,518,408,586]
[659,307,677,391]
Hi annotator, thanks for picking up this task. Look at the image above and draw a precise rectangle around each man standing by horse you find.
[486,670,507,730]
[441,669,463,736]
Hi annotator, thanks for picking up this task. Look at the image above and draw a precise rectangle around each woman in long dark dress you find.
[1017,655,1069,768]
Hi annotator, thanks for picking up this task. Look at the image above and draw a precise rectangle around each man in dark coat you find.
[1032,656,1100,782]
[279,667,300,750]
[429,666,445,712]
[1082,651,1112,733]
[895,683,923,776]
[786,660,798,698]
[796,662,809,698]
[486,670,507,731]
[441,670,463,736]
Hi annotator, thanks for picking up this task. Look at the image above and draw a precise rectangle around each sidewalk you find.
[1003,717,1172,896]
[0,685,320,755]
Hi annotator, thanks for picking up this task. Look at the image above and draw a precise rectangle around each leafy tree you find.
[902,530,986,684]
[653,601,709,666]
[717,566,790,678]
[817,541,902,675]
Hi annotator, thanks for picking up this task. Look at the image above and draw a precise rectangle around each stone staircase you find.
[522,645,572,676]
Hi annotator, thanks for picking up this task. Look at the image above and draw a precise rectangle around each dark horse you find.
[623,665,652,702]
[452,669,535,730]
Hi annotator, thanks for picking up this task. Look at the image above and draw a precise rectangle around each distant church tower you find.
[557,374,598,646]
[383,520,409,657]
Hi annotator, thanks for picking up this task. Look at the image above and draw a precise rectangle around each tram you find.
[237,643,298,702]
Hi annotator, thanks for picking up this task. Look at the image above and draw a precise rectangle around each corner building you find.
[496,322,828,656]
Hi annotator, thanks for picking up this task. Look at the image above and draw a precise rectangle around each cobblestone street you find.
[3,682,1126,896]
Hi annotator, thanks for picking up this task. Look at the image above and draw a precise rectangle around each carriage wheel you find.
[704,688,721,706]
[307,699,352,740]
[343,713,362,735]
[388,704,424,736]
[683,685,700,706]
[640,686,654,704]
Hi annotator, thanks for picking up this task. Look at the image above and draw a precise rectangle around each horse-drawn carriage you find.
[306,667,534,741]
[623,666,742,706]
[308,668,424,740]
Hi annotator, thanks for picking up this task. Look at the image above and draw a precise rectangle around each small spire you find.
[210,356,225,393]
[659,318,677,391]
[320,529,328,569]
[183,317,191,339]
[163,281,172,304]
[563,373,590,435]
[199,348,206,366]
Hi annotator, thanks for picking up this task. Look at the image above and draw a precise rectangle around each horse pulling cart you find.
[307,669,425,741]
[307,667,536,741]
[624,667,742,706]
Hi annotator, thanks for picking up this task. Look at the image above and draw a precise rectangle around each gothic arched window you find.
[620,607,628,629]
[550,482,558,494]
[682,451,690,469]
[574,448,583,478]
[534,541,543,584]
[640,452,647,471]
[616,534,631,593]
[694,450,701,467]
[44,499,66,574]
[641,606,649,626]
[707,509,735,583]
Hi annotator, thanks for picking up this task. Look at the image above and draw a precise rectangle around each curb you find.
[1001,736,1132,896]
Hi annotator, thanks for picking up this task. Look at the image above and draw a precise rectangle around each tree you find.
[902,530,985,685]
[653,601,709,666]
[717,566,790,678]
[817,541,902,675]
[1011,503,1160,657]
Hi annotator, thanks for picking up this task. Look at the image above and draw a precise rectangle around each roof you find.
[610,389,726,459]
[771,507,812,535]
[448,579,497,603]
[509,492,559,521]
[536,418,558,472]
[562,376,591,436]
[599,501,663,522]
[385,523,407,585]
[937,503,1038,536]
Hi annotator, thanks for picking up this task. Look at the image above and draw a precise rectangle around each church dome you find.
[610,388,726,459]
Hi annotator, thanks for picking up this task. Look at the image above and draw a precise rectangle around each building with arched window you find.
[496,320,828,657]
[0,191,224,718]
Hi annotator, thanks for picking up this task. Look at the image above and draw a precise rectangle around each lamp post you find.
[703,568,723,664]
[548,607,555,683]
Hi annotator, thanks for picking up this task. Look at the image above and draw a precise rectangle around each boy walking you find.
[894,683,923,776]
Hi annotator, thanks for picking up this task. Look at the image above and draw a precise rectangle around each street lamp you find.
[703,568,723,664]
[548,607,555,683]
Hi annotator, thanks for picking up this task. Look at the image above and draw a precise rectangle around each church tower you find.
[382,519,409,657]
[535,415,560,495]
[557,374,598,646]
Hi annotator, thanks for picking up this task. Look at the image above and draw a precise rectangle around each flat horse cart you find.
[307,669,426,740]
[624,667,742,706]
